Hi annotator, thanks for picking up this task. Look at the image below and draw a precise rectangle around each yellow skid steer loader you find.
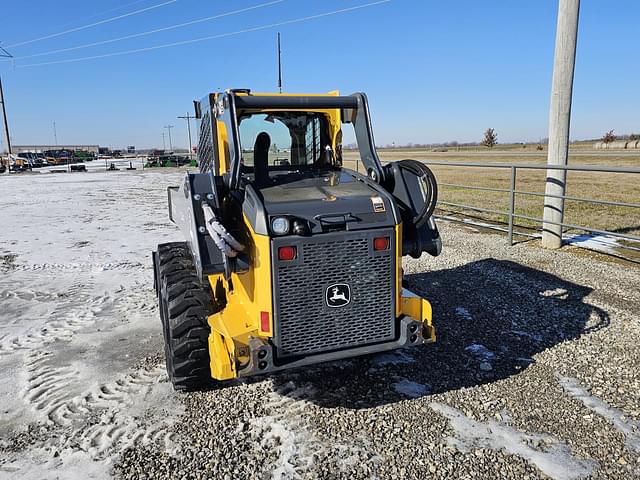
[153,90,441,390]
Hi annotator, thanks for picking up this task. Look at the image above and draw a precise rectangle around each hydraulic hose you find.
[201,203,245,258]
[395,159,438,228]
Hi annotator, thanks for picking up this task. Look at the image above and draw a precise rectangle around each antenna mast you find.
[277,32,282,93]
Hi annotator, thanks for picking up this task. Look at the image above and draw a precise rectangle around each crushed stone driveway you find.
[0,170,639,480]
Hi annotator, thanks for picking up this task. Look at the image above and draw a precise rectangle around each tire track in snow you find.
[63,364,178,459]
[0,279,105,356]
[14,277,177,460]
[12,261,146,272]
[23,354,178,459]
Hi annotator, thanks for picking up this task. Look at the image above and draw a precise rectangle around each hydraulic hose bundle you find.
[391,159,438,227]
[201,203,245,258]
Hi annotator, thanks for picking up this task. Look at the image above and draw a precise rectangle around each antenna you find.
[277,32,282,93]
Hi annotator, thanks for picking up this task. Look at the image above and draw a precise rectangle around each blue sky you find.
[0,0,638,150]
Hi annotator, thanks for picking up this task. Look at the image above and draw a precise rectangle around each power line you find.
[17,0,391,68]
[54,0,152,32]
[6,0,179,49]
[11,0,284,60]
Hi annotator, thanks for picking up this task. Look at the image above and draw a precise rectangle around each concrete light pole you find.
[542,0,580,249]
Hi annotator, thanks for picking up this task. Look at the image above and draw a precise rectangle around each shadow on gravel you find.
[275,258,610,409]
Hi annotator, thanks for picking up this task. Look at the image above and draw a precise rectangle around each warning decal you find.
[371,196,386,213]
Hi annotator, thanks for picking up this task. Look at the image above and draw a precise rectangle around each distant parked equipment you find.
[44,149,73,165]
[145,151,189,168]
[14,144,99,154]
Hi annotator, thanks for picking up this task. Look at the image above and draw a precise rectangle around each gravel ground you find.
[1,170,639,479]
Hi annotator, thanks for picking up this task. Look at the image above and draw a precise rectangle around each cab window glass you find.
[238,112,331,168]
[238,114,292,167]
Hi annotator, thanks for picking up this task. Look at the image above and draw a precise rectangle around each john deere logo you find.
[326,284,351,308]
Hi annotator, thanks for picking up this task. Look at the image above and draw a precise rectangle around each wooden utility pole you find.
[178,113,194,159]
[0,75,11,157]
[164,125,174,152]
[0,47,13,170]
[542,0,580,248]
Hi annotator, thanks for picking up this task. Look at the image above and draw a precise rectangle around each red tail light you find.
[373,236,390,251]
[260,311,270,332]
[278,246,297,261]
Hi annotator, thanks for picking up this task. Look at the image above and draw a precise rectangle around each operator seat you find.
[253,132,270,187]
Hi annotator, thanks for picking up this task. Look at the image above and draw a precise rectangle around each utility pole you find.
[164,125,174,152]
[177,113,194,160]
[277,32,283,93]
[0,76,11,156]
[542,0,580,249]
[53,121,58,146]
[162,132,166,151]
[0,46,13,172]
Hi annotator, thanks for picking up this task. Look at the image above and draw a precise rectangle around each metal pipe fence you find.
[423,161,640,252]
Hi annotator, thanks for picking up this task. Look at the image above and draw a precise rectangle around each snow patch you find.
[431,402,597,480]
[369,349,415,367]
[455,306,473,321]
[0,448,112,479]
[540,288,569,298]
[464,344,495,362]
[557,375,640,452]
[506,330,543,343]
[565,233,629,254]
[249,381,378,478]
[0,171,186,477]
[393,379,430,398]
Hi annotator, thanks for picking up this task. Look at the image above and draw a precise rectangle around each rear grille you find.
[198,109,215,174]
[272,230,395,358]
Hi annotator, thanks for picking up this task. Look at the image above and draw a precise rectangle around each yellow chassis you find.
[205,222,435,381]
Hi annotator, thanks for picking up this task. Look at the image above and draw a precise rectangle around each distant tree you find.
[602,130,616,144]
[630,133,639,141]
[481,128,498,148]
